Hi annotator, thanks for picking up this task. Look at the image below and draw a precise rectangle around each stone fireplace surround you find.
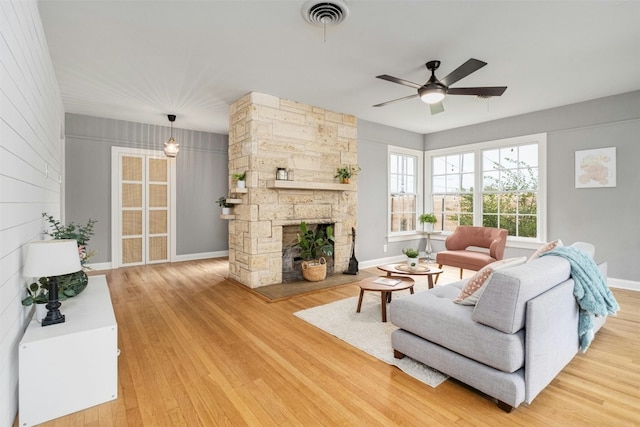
[227,92,357,288]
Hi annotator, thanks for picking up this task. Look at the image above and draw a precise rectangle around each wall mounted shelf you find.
[233,187,248,194]
[226,198,242,204]
[220,214,236,220]
[266,180,355,191]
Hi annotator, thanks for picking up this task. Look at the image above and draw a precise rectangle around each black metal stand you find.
[41,276,65,327]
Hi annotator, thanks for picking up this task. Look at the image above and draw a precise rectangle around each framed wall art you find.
[575,146,616,188]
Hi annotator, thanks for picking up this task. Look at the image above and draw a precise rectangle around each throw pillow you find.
[453,257,528,305]
[528,239,563,262]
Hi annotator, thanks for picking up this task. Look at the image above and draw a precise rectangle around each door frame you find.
[111,146,177,268]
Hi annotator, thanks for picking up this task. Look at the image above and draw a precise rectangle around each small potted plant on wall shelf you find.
[419,213,437,232]
[217,196,231,215]
[232,171,246,189]
[335,165,361,184]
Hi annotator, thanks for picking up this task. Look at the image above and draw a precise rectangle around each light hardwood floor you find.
[21,259,640,426]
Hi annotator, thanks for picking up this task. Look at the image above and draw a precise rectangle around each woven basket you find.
[301,257,327,282]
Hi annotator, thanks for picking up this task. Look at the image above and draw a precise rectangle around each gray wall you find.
[357,120,423,261]
[65,114,229,262]
[424,91,640,281]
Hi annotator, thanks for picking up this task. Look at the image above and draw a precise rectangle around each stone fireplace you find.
[227,92,357,288]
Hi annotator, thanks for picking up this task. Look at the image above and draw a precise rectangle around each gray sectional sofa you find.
[390,242,608,412]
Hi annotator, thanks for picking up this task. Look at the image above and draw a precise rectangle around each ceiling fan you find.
[374,58,507,115]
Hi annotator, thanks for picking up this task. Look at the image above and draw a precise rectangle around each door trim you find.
[111,147,177,268]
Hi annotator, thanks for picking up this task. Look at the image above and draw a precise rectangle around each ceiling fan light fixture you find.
[419,87,446,104]
[164,114,180,158]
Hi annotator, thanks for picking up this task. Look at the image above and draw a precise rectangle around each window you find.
[426,133,546,242]
[431,152,475,231]
[389,146,423,235]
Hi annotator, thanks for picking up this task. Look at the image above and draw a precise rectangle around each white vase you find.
[222,207,231,215]
[424,223,434,232]
[237,180,246,189]
[407,257,419,271]
[35,304,48,323]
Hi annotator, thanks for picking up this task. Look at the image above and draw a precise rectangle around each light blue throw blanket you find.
[541,246,620,352]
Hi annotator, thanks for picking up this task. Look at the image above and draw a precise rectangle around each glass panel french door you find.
[117,153,170,267]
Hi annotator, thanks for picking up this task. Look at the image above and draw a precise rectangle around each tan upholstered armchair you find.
[435,226,508,283]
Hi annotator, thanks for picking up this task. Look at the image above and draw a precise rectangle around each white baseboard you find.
[608,277,640,291]
[84,251,229,271]
[359,255,406,270]
[84,262,113,271]
[173,251,228,262]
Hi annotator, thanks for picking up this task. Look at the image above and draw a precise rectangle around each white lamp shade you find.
[163,137,180,157]
[23,239,82,278]
[420,90,446,104]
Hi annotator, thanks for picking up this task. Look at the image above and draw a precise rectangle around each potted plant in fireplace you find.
[296,221,335,281]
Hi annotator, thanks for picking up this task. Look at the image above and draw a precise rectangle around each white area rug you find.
[294,283,448,388]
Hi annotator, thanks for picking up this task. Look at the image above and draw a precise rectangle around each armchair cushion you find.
[436,226,508,272]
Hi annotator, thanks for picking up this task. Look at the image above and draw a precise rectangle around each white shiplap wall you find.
[0,0,64,424]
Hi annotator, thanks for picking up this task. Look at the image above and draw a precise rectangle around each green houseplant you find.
[402,247,420,271]
[232,171,246,189]
[335,165,361,184]
[22,214,96,307]
[296,221,335,281]
[419,213,437,232]
[217,196,231,215]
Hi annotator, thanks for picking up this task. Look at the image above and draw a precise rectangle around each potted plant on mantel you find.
[402,248,420,271]
[217,196,231,215]
[296,221,335,281]
[232,171,246,189]
[419,213,437,232]
[335,165,361,184]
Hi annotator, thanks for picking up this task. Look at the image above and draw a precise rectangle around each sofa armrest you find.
[524,279,579,404]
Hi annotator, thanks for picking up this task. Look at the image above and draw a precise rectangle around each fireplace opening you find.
[282,223,335,283]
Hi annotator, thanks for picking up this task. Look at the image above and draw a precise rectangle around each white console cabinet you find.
[19,275,118,426]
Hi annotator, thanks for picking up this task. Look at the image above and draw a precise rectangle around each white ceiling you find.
[38,0,640,136]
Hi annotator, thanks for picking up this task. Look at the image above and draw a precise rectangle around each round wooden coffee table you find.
[376,263,444,289]
[356,276,415,322]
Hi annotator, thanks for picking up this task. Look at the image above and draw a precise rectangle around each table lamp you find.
[23,239,82,326]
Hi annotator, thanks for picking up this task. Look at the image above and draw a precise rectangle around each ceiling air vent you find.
[302,0,350,26]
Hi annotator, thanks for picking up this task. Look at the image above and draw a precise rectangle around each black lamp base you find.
[42,313,65,326]
[41,276,65,327]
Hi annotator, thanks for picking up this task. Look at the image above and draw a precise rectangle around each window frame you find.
[387,145,424,241]
[425,133,547,247]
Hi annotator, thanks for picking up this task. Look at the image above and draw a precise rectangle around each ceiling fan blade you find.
[373,94,419,107]
[429,102,445,115]
[440,58,487,87]
[376,74,423,89]
[447,86,507,97]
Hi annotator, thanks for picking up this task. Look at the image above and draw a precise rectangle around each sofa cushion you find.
[528,239,563,262]
[390,288,526,373]
[454,257,528,305]
[472,256,571,334]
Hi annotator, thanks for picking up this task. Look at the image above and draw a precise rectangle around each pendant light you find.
[164,114,180,157]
